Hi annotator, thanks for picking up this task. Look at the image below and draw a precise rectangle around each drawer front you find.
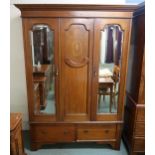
[135,122,145,137]
[133,138,145,152]
[136,107,145,121]
[77,125,116,141]
[31,125,75,142]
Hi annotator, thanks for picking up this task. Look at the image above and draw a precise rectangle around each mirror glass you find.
[30,24,55,115]
[97,25,123,114]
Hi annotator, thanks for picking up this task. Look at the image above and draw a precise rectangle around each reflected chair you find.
[98,77,114,112]
[98,65,120,112]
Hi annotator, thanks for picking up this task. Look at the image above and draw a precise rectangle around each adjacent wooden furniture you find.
[33,76,47,109]
[33,83,41,114]
[123,3,145,155]
[15,4,137,150]
[10,113,27,155]
[33,64,51,76]
[33,64,52,109]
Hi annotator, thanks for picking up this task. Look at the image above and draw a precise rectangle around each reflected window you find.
[30,24,54,66]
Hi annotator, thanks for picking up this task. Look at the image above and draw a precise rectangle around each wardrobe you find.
[15,4,137,150]
[123,3,145,155]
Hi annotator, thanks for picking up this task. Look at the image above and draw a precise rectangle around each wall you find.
[10,4,29,129]
[126,0,144,3]
[10,0,141,130]
[11,0,126,5]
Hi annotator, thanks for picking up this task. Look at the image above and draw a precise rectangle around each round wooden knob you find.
[83,130,89,133]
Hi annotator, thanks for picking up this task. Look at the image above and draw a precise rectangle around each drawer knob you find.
[105,130,109,133]
[83,130,89,133]
[64,131,69,135]
[41,131,46,135]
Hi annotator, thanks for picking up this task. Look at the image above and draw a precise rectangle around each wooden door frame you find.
[22,18,59,122]
[91,18,132,121]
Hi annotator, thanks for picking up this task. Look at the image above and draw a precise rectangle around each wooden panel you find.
[134,122,145,137]
[77,125,116,141]
[127,13,145,102]
[10,113,27,155]
[133,138,145,152]
[136,107,145,121]
[15,4,137,18]
[20,11,133,18]
[31,125,75,142]
[15,4,137,12]
[60,18,93,121]
[138,54,145,105]
[123,96,136,145]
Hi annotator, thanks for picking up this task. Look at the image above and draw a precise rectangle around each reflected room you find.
[98,25,123,114]
[30,24,56,115]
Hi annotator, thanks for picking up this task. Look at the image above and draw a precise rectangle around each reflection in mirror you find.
[30,24,55,115]
[98,25,123,114]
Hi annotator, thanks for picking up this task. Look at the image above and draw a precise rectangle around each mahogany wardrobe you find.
[15,4,137,150]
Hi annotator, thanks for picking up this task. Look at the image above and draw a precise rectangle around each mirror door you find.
[23,18,59,122]
[92,19,131,121]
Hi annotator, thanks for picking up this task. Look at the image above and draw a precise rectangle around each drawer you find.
[77,125,116,141]
[136,107,145,121]
[31,125,75,142]
[135,122,145,137]
[133,138,145,152]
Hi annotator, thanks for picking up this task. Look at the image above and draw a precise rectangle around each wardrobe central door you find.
[60,18,93,121]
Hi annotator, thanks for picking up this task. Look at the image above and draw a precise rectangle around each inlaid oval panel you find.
[64,24,89,68]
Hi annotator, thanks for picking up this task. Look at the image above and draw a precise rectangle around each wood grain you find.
[10,113,27,155]
[60,18,93,121]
